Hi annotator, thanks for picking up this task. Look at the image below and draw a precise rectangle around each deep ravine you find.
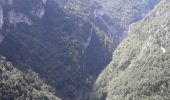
[0,0,162,100]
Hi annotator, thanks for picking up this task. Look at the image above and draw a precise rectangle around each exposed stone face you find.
[0,5,4,43]
[0,0,48,43]
[42,0,47,4]
[0,6,3,29]
[1,0,13,5]
[8,0,13,5]
[0,34,4,43]
[31,3,45,19]
[94,9,105,18]
[8,10,33,25]
[2,0,47,25]
[82,25,93,54]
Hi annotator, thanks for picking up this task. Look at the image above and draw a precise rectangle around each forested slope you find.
[0,0,162,99]
[0,56,60,100]
[92,0,170,99]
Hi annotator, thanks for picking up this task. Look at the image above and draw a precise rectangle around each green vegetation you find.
[0,0,164,100]
[0,0,113,99]
[54,0,92,18]
[92,0,170,99]
[0,56,60,100]
[98,0,160,29]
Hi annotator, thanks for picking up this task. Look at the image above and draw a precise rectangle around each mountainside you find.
[0,56,60,100]
[0,0,113,99]
[0,0,161,100]
[55,0,160,45]
[98,0,160,27]
[92,0,170,99]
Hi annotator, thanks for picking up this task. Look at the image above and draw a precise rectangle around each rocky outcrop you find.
[0,0,48,43]
[0,5,4,43]
[0,5,3,29]
[1,0,13,5]
[42,0,47,4]
[31,1,45,19]
[9,10,32,25]
[1,0,47,26]
[82,25,93,54]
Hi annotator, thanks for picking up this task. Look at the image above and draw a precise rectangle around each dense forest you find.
[0,56,60,100]
[92,0,170,99]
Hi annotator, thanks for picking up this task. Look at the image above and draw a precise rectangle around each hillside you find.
[92,0,170,99]
[98,0,160,27]
[0,0,162,100]
[55,0,160,44]
[0,0,113,99]
[0,56,60,100]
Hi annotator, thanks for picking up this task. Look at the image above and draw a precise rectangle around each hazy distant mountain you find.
[92,0,170,99]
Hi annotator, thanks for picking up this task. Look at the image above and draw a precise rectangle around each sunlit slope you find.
[92,0,170,99]
[98,0,160,28]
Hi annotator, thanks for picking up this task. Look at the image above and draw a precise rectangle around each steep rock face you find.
[92,0,170,99]
[31,1,45,19]
[0,0,47,42]
[0,5,3,29]
[0,5,4,43]
[8,10,33,25]
[0,56,60,100]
